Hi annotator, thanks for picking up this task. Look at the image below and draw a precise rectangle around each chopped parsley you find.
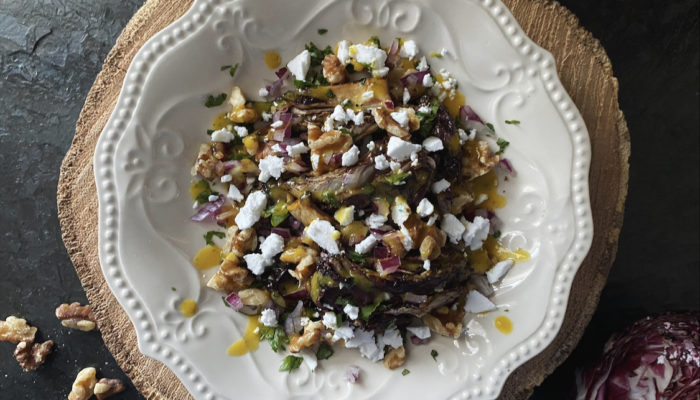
[369,35,381,47]
[385,171,409,186]
[305,42,333,66]
[429,51,443,59]
[431,349,438,361]
[221,296,230,308]
[316,342,334,360]
[317,28,328,35]
[220,63,239,77]
[205,93,227,108]
[293,71,329,88]
[348,251,366,264]
[193,180,219,204]
[496,138,510,155]
[325,89,335,98]
[401,368,410,376]
[206,129,214,135]
[505,120,520,125]
[485,122,496,133]
[260,326,289,353]
[204,231,225,245]
[229,152,253,160]
[415,99,440,138]
[320,192,341,209]
[339,127,354,138]
[279,355,303,372]
[493,230,502,239]
[263,202,289,227]
[170,287,176,291]
[360,301,382,321]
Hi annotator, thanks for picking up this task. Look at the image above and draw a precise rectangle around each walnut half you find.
[68,367,98,400]
[14,340,53,371]
[55,303,97,332]
[382,345,406,370]
[0,316,37,344]
[94,378,125,400]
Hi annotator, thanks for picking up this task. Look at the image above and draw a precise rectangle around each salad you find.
[189,36,528,373]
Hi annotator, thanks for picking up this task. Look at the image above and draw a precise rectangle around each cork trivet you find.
[57,0,630,398]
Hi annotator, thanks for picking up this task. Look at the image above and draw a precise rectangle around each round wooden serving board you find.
[57,0,630,398]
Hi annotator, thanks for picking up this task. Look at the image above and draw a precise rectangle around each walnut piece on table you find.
[94,378,125,400]
[14,340,54,371]
[55,303,97,331]
[382,345,406,370]
[68,367,98,400]
[0,316,37,344]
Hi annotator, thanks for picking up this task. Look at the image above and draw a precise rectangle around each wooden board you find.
[57,0,630,398]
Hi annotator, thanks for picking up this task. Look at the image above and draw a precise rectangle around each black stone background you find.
[0,0,697,399]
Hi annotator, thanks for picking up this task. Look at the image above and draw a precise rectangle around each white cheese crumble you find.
[422,136,444,152]
[417,105,431,114]
[406,326,431,340]
[389,160,401,172]
[336,40,351,65]
[227,184,243,202]
[287,49,310,81]
[332,323,354,342]
[243,253,272,275]
[442,213,466,244]
[300,349,318,372]
[208,194,219,202]
[423,259,431,271]
[422,73,433,87]
[270,120,284,128]
[260,233,285,259]
[475,193,488,205]
[331,104,348,123]
[235,191,267,230]
[390,110,410,128]
[342,145,360,167]
[464,290,497,314]
[487,259,514,284]
[288,142,310,157]
[353,44,388,70]
[311,153,320,170]
[347,109,365,125]
[431,178,451,193]
[387,136,422,161]
[306,219,340,254]
[258,155,285,182]
[416,56,429,72]
[374,154,390,170]
[260,308,277,327]
[463,216,490,250]
[220,174,232,183]
[426,214,438,226]
[322,115,335,132]
[262,112,272,122]
[258,87,269,97]
[365,213,388,229]
[354,235,377,254]
[367,141,376,151]
[399,39,419,59]
[416,198,434,217]
[399,224,413,251]
[234,125,248,138]
[210,128,235,143]
[343,304,359,321]
[378,327,403,349]
[323,312,338,329]
[402,87,411,104]
[391,196,411,226]
[361,90,375,101]
[345,328,383,362]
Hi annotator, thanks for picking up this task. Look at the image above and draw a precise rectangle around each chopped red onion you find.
[377,256,401,275]
[346,366,361,383]
[404,293,428,304]
[222,160,241,171]
[341,164,374,189]
[289,217,304,235]
[271,227,291,239]
[284,300,304,336]
[267,67,290,99]
[370,228,387,239]
[225,292,243,311]
[410,335,430,345]
[330,153,343,165]
[285,159,309,173]
[400,71,429,87]
[373,246,389,259]
[385,38,400,67]
[275,67,289,79]
[272,111,293,141]
[385,101,395,110]
[498,158,517,177]
[190,195,225,222]
[459,105,483,124]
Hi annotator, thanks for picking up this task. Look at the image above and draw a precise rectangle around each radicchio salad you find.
[188,36,529,375]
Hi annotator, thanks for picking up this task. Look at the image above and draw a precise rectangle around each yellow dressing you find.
[212,112,231,130]
[469,248,492,273]
[434,74,466,117]
[189,180,209,200]
[226,316,262,356]
[179,299,198,317]
[468,170,507,210]
[264,51,281,69]
[192,245,222,270]
[494,316,513,334]
[484,237,530,263]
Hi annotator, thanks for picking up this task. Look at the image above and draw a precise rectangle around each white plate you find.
[94,0,593,399]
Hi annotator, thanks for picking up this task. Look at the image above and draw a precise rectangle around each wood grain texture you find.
[57,0,630,399]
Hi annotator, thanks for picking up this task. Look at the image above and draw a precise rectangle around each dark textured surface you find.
[0,1,697,399]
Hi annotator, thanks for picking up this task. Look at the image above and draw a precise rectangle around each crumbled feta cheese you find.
[422,136,444,152]
[332,323,354,342]
[406,326,431,340]
[323,312,338,329]
[391,196,411,226]
[374,154,390,170]
[262,112,272,122]
[299,316,310,327]
[431,178,451,193]
[463,216,490,250]
[422,73,433,87]
[416,198,434,217]
[442,213,466,244]
[270,120,284,128]
[441,78,455,90]
[334,205,355,226]
[258,155,285,182]
[403,87,411,104]
[322,115,335,132]
[208,194,219,202]
[235,191,267,229]
[378,327,403,349]
[271,143,284,154]
[227,184,244,202]
[288,142,309,157]
[361,90,374,101]
[374,66,389,78]
[343,304,359,320]
[390,110,410,128]
[210,128,235,142]
[475,193,488,205]
[487,259,514,284]
[346,109,365,126]
[243,253,272,275]
[367,141,376,151]
[192,201,199,209]
[354,235,377,254]
[337,40,351,65]
[300,349,318,371]
[220,174,233,183]
[416,56,429,72]
[399,39,419,59]
[287,49,310,80]
[345,328,383,362]
[331,104,348,123]
[458,128,469,143]
[342,145,360,167]
[258,87,269,97]
[464,290,497,313]
[233,125,248,138]
[439,68,450,79]
[417,105,431,114]
[260,308,277,327]
[260,233,285,259]
[353,44,388,70]
[387,136,422,161]
[389,161,401,172]
[399,224,413,251]
[423,259,431,271]
[307,219,340,254]
[311,153,320,170]
[427,214,438,226]
[440,48,448,57]
[365,213,387,229]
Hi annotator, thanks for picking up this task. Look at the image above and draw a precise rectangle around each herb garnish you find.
[401,368,410,376]
[204,231,225,245]
[384,171,409,186]
[171,287,176,292]
[431,349,438,361]
[496,138,510,155]
[193,180,219,204]
[320,192,340,209]
[505,120,520,125]
[429,51,443,59]
[279,355,303,372]
[317,28,328,35]
[205,93,227,108]
[316,342,334,360]
[348,251,366,264]
[220,63,239,77]
[493,230,502,239]
[305,42,333,66]
[325,89,335,98]
[485,122,496,132]
[260,326,290,353]
[369,35,381,47]
[221,296,230,308]
[415,99,440,138]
